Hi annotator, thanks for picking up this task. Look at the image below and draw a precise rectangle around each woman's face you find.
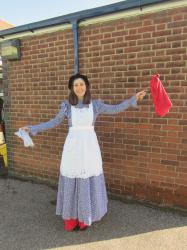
[73,78,86,99]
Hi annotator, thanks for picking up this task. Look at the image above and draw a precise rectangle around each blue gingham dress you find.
[28,96,137,225]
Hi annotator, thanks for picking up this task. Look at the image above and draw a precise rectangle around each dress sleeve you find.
[96,95,137,115]
[28,101,68,136]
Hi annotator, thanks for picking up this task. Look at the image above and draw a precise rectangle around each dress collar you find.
[75,100,91,108]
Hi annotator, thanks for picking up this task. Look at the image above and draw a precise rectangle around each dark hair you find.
[68,73,91,105]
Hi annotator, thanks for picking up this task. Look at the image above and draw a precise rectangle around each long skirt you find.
[56,173,108,227]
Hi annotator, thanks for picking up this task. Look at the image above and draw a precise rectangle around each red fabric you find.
[150,74,172,117]
[64,219,88,231]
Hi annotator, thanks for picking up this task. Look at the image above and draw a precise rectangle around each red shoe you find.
[64,219,79,231]
[78,221,88,230]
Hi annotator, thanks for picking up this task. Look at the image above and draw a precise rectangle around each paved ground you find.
[0,177,186,250]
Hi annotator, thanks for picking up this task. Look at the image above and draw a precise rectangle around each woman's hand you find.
[21,126,30,133]
[135,90,147,101]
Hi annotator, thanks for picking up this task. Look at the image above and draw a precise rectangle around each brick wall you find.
[3,6,187,209]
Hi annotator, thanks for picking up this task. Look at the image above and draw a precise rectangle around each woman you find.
[22,73,146,231]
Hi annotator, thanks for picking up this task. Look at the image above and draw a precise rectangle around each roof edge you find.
[0,0,171,38]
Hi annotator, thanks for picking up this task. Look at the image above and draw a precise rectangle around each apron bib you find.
[60,102,103,178]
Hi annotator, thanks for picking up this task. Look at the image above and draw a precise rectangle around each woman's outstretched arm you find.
[96,90,146,115]
[21,101,68,136]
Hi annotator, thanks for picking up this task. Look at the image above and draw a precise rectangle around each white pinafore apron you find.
[60,102,103,179]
